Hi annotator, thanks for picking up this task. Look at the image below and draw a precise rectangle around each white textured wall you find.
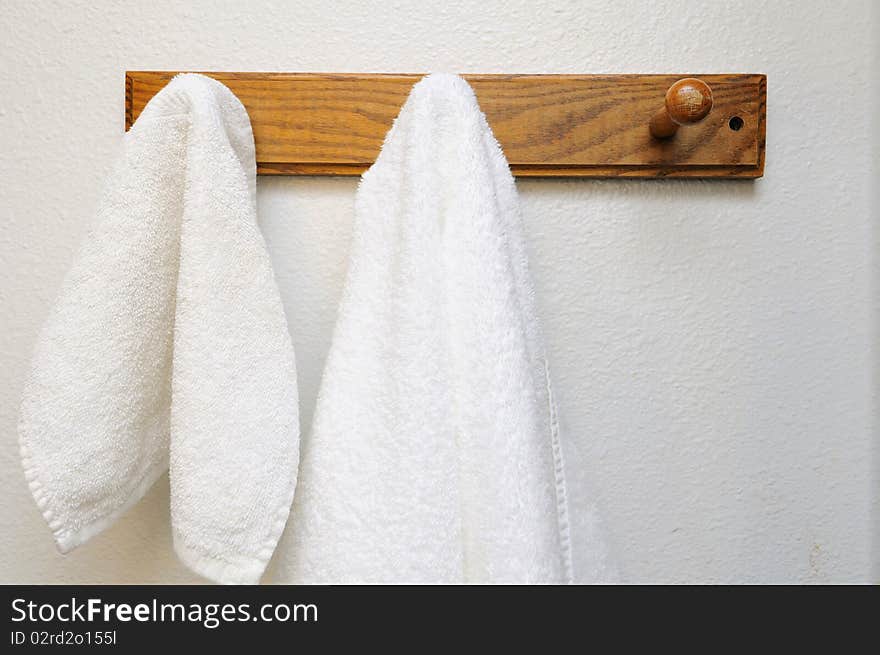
[1,0,876,584]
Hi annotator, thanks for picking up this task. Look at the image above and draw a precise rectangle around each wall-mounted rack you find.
[125,72,766,178]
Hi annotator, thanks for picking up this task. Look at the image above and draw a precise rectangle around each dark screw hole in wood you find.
[729,116,744,131]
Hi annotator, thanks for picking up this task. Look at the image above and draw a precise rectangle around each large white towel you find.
[275,74,575,583]
[18,74,299,585]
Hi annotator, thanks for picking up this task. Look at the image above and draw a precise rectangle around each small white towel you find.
[18,74,299,585]
[276,73,575,583]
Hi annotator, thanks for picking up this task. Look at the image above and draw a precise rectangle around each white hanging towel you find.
[18,74,299,585]
[276,73,575,583]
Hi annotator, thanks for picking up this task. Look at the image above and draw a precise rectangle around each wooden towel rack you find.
[125,72,766,178]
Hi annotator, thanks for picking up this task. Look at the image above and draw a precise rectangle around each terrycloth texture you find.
[276,73,576,583]
[18,74,299,585]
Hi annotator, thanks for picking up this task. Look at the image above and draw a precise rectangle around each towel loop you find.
[649,78,714,139]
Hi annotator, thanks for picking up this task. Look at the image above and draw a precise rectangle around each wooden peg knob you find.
[649,78,714,139]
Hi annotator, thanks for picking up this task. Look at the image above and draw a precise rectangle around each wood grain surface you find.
[126,72,766,178]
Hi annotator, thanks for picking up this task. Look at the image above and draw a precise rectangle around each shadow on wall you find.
[872,0,880,587]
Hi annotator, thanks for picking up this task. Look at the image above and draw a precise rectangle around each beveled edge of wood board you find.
[125,71,766,179]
